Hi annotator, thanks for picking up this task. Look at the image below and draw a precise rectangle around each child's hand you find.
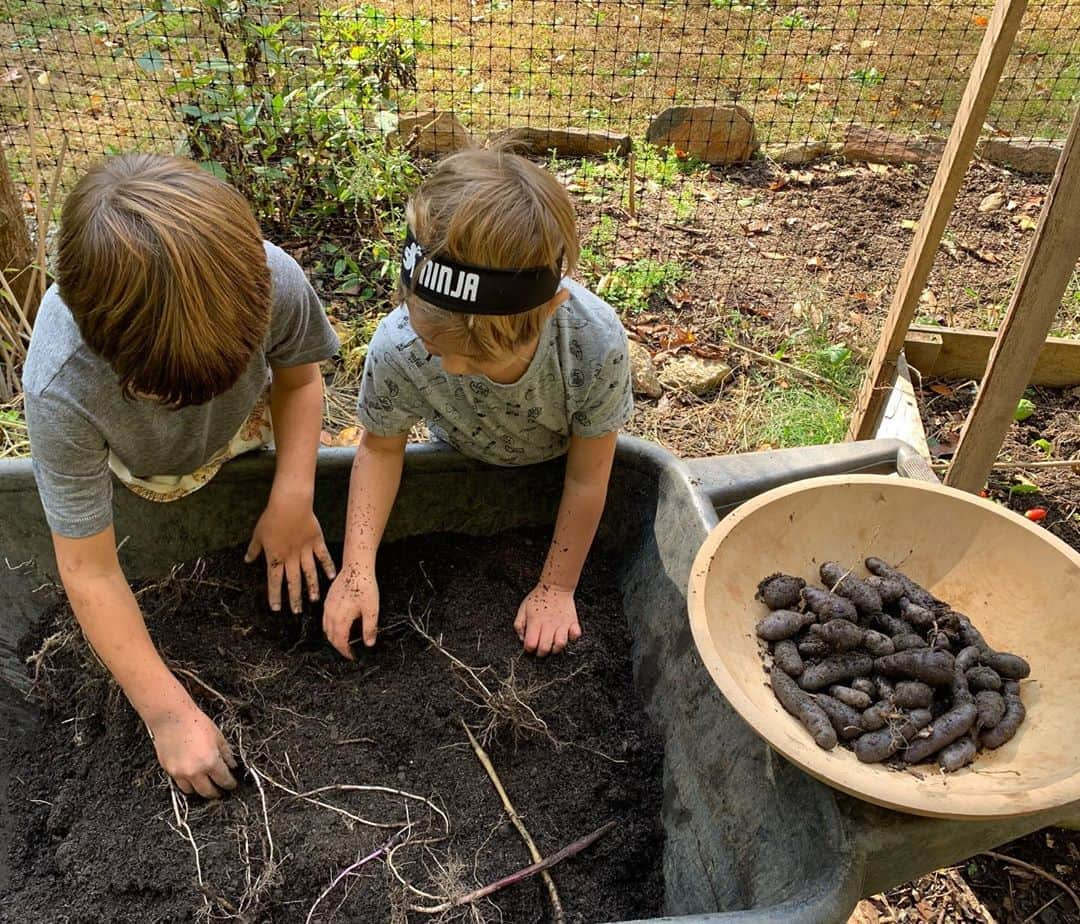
[514,583,582,657]
[149,702,237,799]
[246,498,336,614]
[323,565,380,659]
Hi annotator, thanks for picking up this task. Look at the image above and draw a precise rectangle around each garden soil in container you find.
[2,531,664,924]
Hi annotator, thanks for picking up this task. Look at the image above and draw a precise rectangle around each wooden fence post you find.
[944,104,1080,492]
[848,0,1028,440]
[0,139,34,312]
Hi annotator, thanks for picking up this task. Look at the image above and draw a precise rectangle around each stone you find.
[392,110,471,155]
[490,126,631,158]
[645,105,757,164]
[978,191,1005,212]
[978,137,1062,174]
[842,127,944,165]
[657,355,733,396]
[768,139,831,166]
[628,340,663,398]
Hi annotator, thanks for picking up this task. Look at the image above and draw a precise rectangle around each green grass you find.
[759,386,849,447]
[595,258,685,313]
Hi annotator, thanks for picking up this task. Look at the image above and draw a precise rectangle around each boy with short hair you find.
[25,154,340,798]
[324,148,632,659]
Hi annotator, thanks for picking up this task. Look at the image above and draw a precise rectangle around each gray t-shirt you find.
[357,279,633,465]
[25,241,339,538]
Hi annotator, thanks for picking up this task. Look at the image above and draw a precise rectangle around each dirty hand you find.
[149,703,237,799]
[323,565,380,659]
[246,499,336,614]
[514,583,582,657]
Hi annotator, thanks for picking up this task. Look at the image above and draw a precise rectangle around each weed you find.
[598,259,685,313]
[850,67,885,87]
[759,386,849,447]
[779,11,815,29]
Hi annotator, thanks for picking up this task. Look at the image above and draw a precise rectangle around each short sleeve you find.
[25,391,113,538]
[263,243,340,367]
[570,339,634,438]
[355,318,428,437]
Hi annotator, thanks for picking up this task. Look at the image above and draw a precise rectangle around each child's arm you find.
[246,362,337,612]
[322,429,408,659]
[515,431,618,656]
[52,528,238,797]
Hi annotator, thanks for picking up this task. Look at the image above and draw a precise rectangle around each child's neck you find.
[479,337,541,384]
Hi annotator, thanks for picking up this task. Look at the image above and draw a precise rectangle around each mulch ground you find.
[2,531,664,924]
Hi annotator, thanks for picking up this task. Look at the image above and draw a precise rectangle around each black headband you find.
[400,227,561,315]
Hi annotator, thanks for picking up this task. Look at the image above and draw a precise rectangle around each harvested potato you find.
[864,558,937,609]
[809,618,864,652]
[892,633,929,652]
[820,562,883,616]
[854,710,932,763]
[756,573,807,611]
[966,665,1003,692]
[771,666,837,750]
[828,685,872,710]
[870,611,911,637]
[980,682,1025,750]
[898,598,935,630]
[798,653,875,691]
[903,702,978,764]
[956,616,991,655]
[773,639,804,677]
[893,681,933,710]
[874,649,955,686]
[851,678,877,698]
[865,574,905,606]
[975,690,1006,731]
[797,636,831,659]
[861,702,891,732]
[873,675,896,702]
[981,651,1031,681]
[756,609,816,642]
[801,586,858,623]
[815,694,865,741]
[955,645,981,672]
[862,630,895,657]
[938,734,977,772]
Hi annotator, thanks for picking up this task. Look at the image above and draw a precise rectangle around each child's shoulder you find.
[23,285,85,397]
[368,304,423,360]
[555,279,627,353]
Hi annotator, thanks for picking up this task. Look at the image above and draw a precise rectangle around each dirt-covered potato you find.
[981,651,1031,681]
[966,665,1003,692]
[893,681,933,710]
[865,574,905,606]
[815,694,865,741]
[854,710,932,763]
[820,562,883,616]
[891,633,929,652]
[771,666,837,750]
[874,649,955,686]
[773,639,804,677]
[756,573,807,611]
[938,734,977,772]
[798,654,875,691]
[862,630,895,658]
[756,609,816,642]
[902,702,978,764]
[864,558,938,609]
[980,681,1025,750]
[828,685,872,711]
[797,636,831,659]
[975,690,1006,731]
[801,586,858,623]
[898,597,935,630]
[808,618,864,652]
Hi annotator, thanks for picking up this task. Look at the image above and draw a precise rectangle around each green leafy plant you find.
[597,259,684,313]
[849,66,885,87]
[779,11,815,29]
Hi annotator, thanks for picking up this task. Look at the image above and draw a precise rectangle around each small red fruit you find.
[978,489,990,498]
[1024,507,1047,522]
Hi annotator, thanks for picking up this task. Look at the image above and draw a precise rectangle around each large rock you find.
[392,110,471,154]
[646,105,757,164]
[843,127,944,165]
[658,355,733,396]
[490,126,631,158]
[768,139,832,166]
[978,137,1062,174]
[628,340,663,398]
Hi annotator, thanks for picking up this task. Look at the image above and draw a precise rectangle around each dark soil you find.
[2,531,664,924]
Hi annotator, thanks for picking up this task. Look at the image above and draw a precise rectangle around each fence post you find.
[944,103,1080,493]
[847,0,1029,441]
[0,139,35,313]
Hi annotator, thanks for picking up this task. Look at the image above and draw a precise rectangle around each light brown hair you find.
[401,146,580,360]
[56,154,271,407]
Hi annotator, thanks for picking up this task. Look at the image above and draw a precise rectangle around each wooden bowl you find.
[688,474,1080,819]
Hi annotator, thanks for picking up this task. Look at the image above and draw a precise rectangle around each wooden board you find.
[875,353,932,460]
[848,0,1028,440]
[687,475,1080,819]
[947,103,1080,492]
[904,324,1080,386]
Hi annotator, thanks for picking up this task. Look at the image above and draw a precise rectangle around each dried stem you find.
[462,721,565,924]
[305,827,409,924]
[983,850,1080,917]
[408,821,616,915]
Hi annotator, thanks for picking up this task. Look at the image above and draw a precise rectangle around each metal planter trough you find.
[2,437,1077,922]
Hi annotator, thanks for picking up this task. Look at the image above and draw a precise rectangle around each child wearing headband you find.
[323,148,633,658]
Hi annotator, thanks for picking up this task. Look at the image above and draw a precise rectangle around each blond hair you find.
[56,154,271,407]
[401,147,579,359]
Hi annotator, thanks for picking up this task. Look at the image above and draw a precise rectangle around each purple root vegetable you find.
[892,633,929,652]
[756,573,807,610]
[861,702,891,732]
[874,675,896,702]
[771,666,837,750]
[981,651,1031,681]
[938,733,978,772]
[801,586,859,623]
[966,665,1003,692]
[809,619,865,652]
[851,677,877,698]
[903,702,978,764]
[975,690,1006,731]
[955,645,981,672]
[829,685,873,711]
[980,681,1025,750]
[798,636,831,659]
[893,681,934,710]
[874,649,955,686]
[798,654,875,691]
[865,574,905,606]
[871,611,912,638]
[773,639,804,677]
[951,662,974,706]
[815,694,866,741]
[864,558,938,609]
[854,709,932,763]
[756,609,816,642]
[863,630,895,658]
[819,562,883,616]
[898,597,935,631]
[956,615,991,655]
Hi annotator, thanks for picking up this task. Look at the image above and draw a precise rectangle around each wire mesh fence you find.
[1,0,1078,381]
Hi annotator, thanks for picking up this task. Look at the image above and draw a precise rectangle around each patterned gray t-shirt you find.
[357,280,633,466]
